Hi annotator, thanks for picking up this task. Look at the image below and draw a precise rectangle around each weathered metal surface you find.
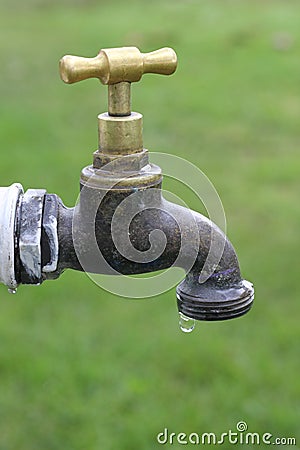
[93,148,149,171]
[176,279,254,321]
[98,112,143,155]
[45,178,254,321]
[80,163,162,190]
[41,194,59,273]
[108,82,131,117]
[19,189,46,284]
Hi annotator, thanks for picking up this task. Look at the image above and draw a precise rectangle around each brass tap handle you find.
[59,46,177,85]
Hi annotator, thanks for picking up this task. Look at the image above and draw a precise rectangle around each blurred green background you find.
[0,0,299,448]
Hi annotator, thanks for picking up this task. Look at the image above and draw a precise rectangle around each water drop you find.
[8,288,17,295]
[179,312,195,333]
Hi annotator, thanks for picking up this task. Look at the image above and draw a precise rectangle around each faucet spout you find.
[160,200,254,321]
[47,180,253,322]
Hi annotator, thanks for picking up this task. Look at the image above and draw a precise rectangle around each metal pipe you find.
[0,175,254,322]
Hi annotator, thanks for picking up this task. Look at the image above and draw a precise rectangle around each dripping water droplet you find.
[179,312,195,333]
[8,288,17,295]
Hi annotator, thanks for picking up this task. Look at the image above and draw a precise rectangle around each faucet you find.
[0,46,254,322]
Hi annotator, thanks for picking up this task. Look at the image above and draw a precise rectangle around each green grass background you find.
[0,0,299,448]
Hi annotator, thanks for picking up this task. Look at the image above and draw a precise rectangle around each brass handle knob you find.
[59,46,177,85]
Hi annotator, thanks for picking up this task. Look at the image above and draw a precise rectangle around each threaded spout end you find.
[176,279,254,321]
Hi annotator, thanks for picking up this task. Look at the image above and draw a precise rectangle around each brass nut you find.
[80,164,162,190]
[93,149,149,171]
